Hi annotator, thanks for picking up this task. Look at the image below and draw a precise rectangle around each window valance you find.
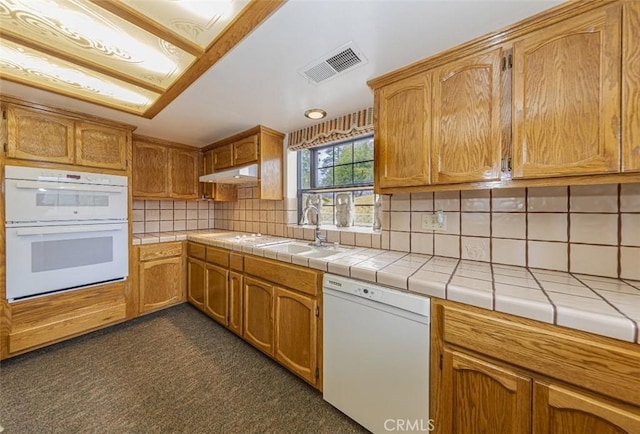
[287,107,374,151]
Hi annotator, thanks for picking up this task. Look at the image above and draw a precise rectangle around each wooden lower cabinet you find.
[534,383,640,434]
[228,271,244,336]
[274,286,318,384]
[243,277,274,355]
[432,299,640,434]
[441,349,531,434]
[205,263,228,325]
[137,242,185,315]
[187,257,205,310]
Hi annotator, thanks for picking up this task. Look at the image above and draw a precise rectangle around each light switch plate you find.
[421,214,447,231]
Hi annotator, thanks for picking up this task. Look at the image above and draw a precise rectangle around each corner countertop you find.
[136,230,640,345]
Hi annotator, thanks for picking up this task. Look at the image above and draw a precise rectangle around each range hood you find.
[199,164,258,184]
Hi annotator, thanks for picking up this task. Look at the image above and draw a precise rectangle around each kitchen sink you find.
[302,247,348,259]
[265,242,314,255]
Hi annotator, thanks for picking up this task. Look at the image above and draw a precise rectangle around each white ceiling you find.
[0,0,563,148]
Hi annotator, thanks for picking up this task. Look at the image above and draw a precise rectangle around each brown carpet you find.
[0,304,368,434]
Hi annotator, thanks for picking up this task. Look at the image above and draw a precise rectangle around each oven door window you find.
[36,191,110,207]
[32,237,113,272]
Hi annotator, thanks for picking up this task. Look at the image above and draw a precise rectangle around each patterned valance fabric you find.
[287,107,374,151]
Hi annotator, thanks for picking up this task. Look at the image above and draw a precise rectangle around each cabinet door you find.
[213,184,238,202]
[274,287,317,385]
[534,383,640,434]
[233,135,258,166]
[228,271,243,336]
[132,141,169,197]
[170,148,199,199]
[376,73,431,189]
[442,350,532,434]
[6,106,74,164]
[187,257,205,310]
[623,2,640,172]
[512,6,621,178]
[139,257,183,314]
[75,122,128,170]
[201,150,214,199]
[243,277,274,355]
[204,263,228,325]
[212,144,233,170]
[432,49,502,184]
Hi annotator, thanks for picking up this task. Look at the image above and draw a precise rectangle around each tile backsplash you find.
[380,183,640,280]
[132,199,215,233]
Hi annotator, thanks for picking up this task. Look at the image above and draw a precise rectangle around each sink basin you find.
[266,242,313,255]
[302,246,350,259]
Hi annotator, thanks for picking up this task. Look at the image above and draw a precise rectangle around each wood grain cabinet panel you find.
[442,349,532,434]
[212,144,233,170]
[169,148,199,199]
[243,277,274,356]
[512,5,622,179]
[187,257,205,311]
[132,141,170,197]
[431,49,503,184]
[204,263,229,325]
[138,257,183,314]
[623,1,640,172]
[228,271,244,336]
[75,122,128,170]
[233,135,259,166]
[274,286,317,385]
[534,383,640,434]
[6,106,75,164]
[375,73,432,189]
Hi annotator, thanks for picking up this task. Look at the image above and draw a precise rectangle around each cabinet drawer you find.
[187,242,206,260]
[441,303,640,406]
[206,246,229,267]
[230,253,243,271]
[139,241,183,261]
[244,256,320,296]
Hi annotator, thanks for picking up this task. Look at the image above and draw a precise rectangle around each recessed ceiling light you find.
[304,109,327,120]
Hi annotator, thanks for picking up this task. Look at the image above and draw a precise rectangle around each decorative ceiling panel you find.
[120,0,251,50]
[0,38,160,114]
[0,0,285,117]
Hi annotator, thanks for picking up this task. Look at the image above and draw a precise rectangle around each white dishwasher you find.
[323,274,431,434]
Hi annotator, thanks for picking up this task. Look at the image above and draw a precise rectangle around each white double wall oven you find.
[4,165,129,301]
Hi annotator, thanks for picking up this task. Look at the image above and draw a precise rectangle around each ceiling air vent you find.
[298,42,368,85]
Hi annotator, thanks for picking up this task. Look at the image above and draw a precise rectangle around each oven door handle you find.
[16,224,125,236]
[15,181,125,193]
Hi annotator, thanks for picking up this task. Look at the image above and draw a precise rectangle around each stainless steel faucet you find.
[305,204,326,247]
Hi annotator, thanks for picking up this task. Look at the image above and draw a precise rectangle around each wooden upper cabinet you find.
[212,144,233,170]
[623,1,640,172]
[6,106,74,164]
[375,72,431,189]
[132,138,198,199]
[442,349,532,434]
[534,383,640,434]
[431,49,503,184]
[233,135,258,166]
[169,148,199,199]
[75,122,128,170]
[512,5,622,179]
[132,141,170,197]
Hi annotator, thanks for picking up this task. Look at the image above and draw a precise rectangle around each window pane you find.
[353,138,374,162]
[333,164,353,186]
[300,149,311,189]
[335,143,353,165]
[354,205,374,226]
[320,192,335,225]
[316,147,334,168]
[353,161,373,184]
[316,167,334,187]
[353,190,375,205]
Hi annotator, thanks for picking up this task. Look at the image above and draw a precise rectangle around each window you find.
[298,136,374,227]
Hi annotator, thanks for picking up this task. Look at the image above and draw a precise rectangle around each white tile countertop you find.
[137,230,640,345]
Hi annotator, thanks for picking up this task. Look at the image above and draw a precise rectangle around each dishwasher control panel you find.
[354,286,383,301]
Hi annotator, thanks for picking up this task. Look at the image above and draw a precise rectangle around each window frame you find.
[297,135,374,227]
